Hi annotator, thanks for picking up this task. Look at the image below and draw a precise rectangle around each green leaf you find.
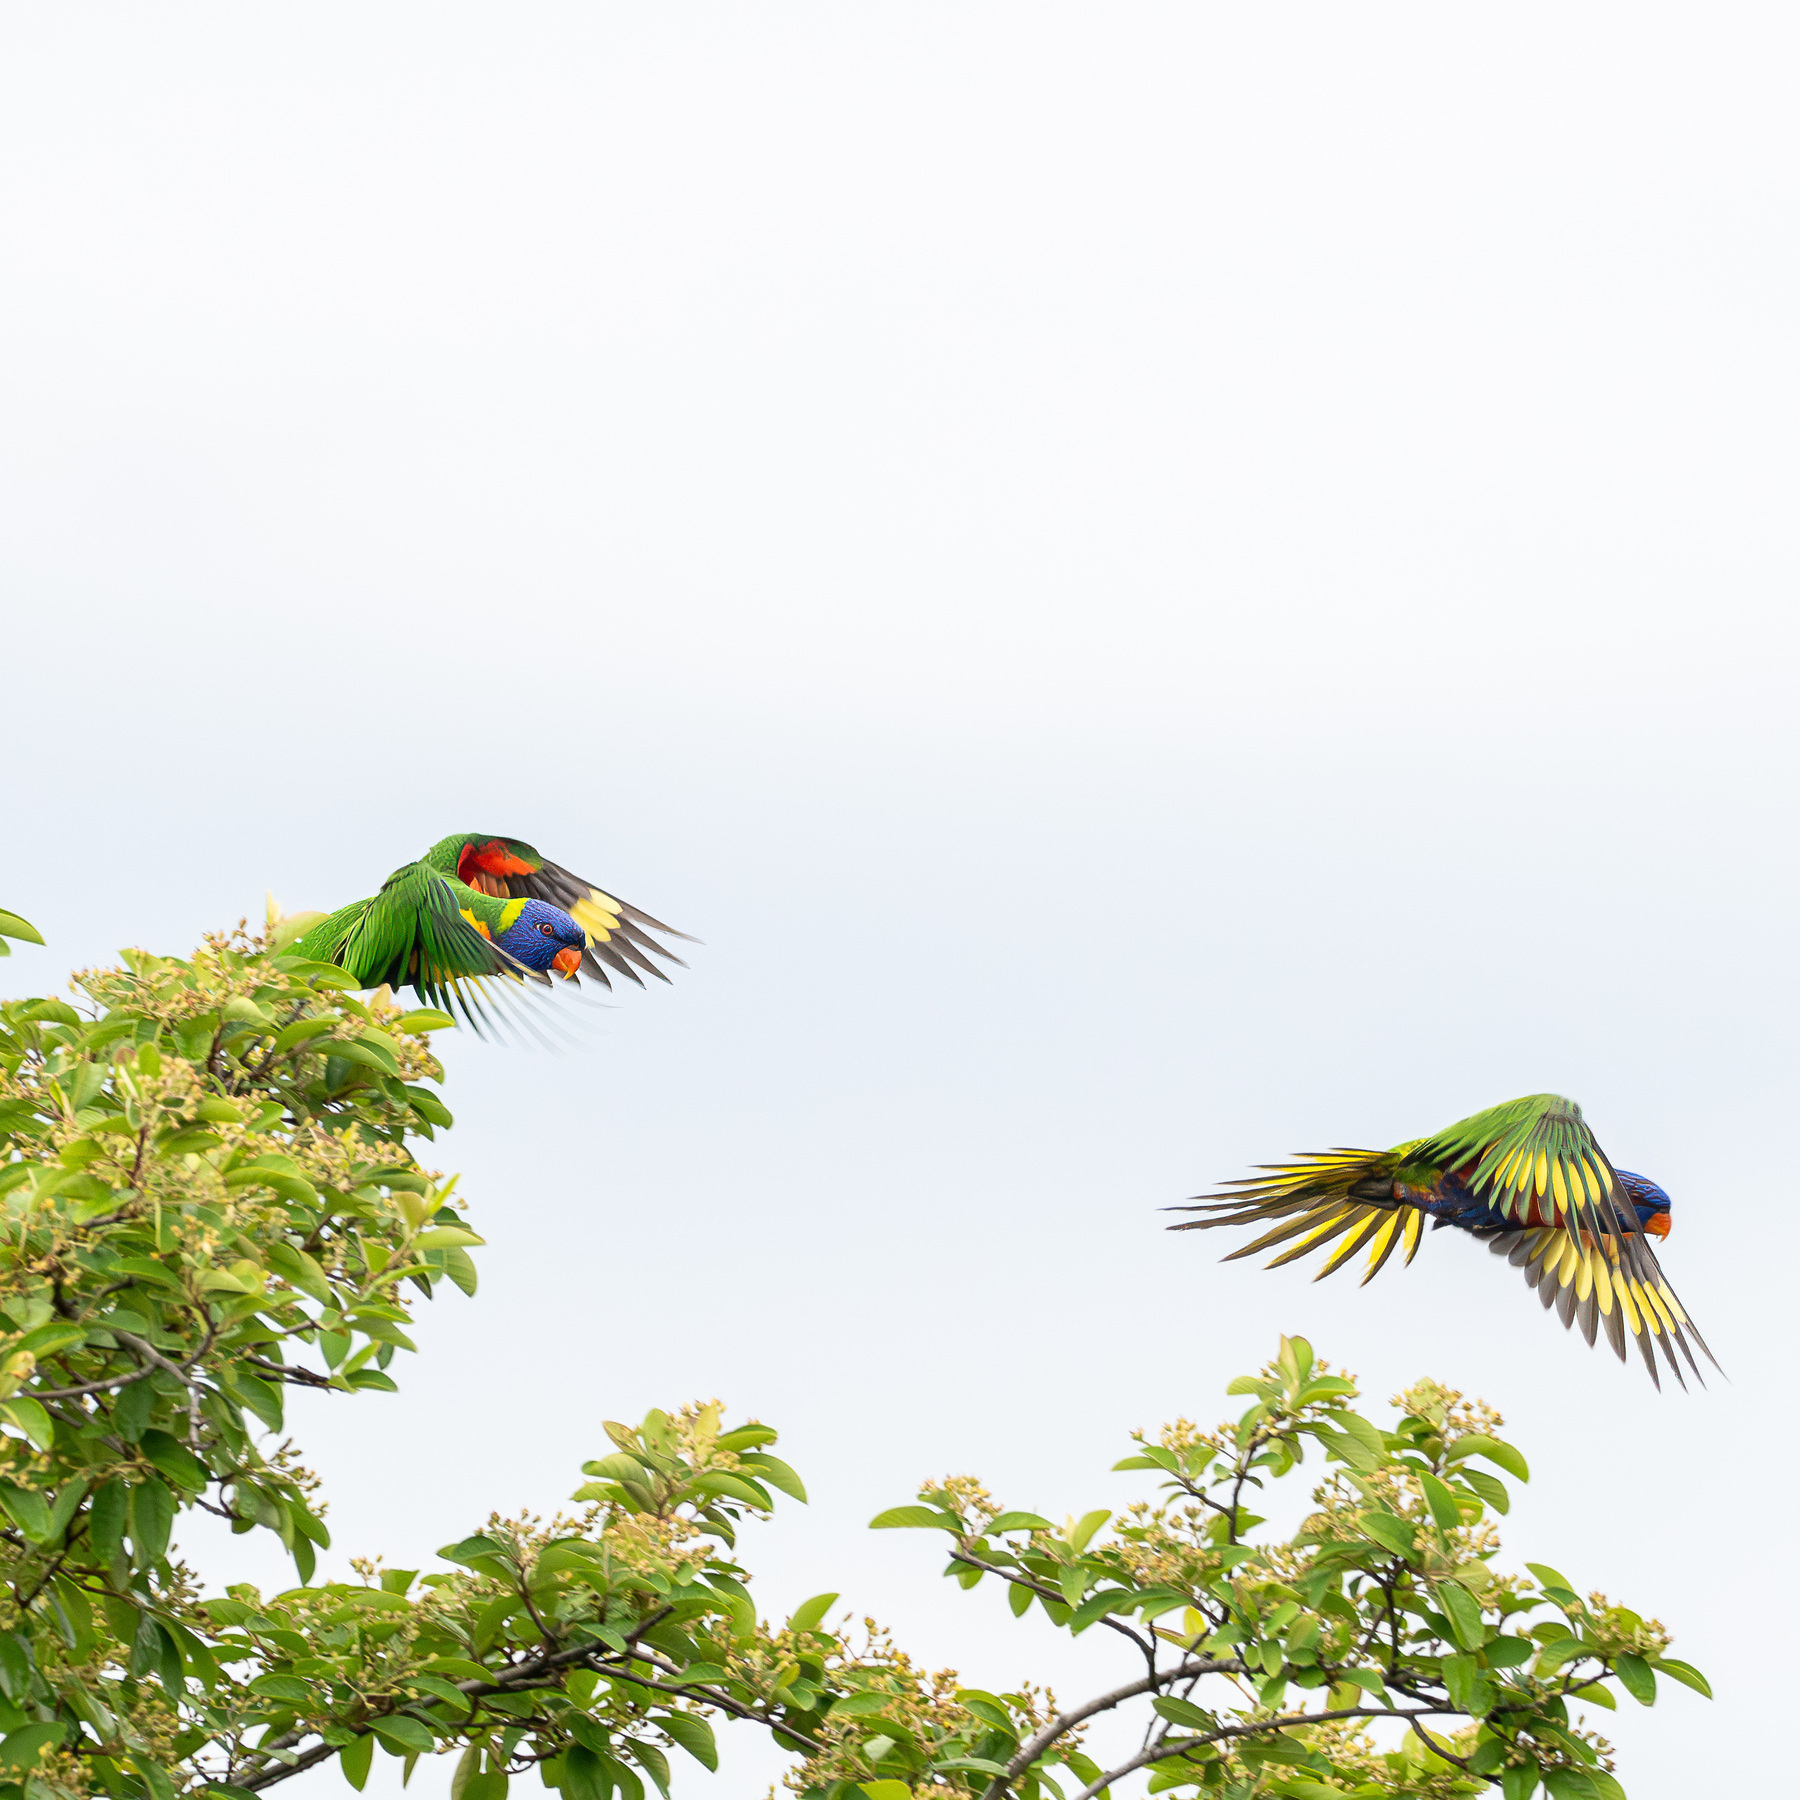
[658,1713,716,1771]
[321,1039,397,1075]
[1068,1509,1110,1552]
[0,1634,30,1704]
[266,1240,334,1305]
[1437,1657,1494,1723]
[1535,1635,1593,1674]
[129,1479,174,1565]
[1359,1512,1415,1559]
[690,1470,770,1507]
[450,1746,482,1800]
[249,1674,312,1703]
[989,1511,1054,1533]
[0,1721,62,1770]
[0,912,44,947]
[1653,1657,1712,1698]
[273,1016,338,1053]
[438,1246,479,1296]
[21,999,79,1026]
[440,1535,511,1572]
[1450,1435,1529,1482]
[832,1692,893,1717]
[715,1423,778,1451]
[413,1226,485,1249]
[370,1715,435,1755]
[0,1484,52,1543]
[1614,1652,1656,1705]
[669,1661,730,1686]
[139,1429,210,1492]
[394,1009,457,1034]
[1152,1695,1215,1729]
[1485,1634,1534,1668]
[273,955,365,988]
[868,1505,959,1531]
[559,1746,612,1800]
[859,1785,912,1800]
[1456,1466,1511,1515]
[1433,1580,1489,1650]
[340,1730,376,1789]
[789,1592,839,1633]
[1568,1681,1616,1710]
[0,1399,54,1454]
[14,1322,88,1359]
[1501,1766,1539,1800]
[404,1085,455,1128]
[1543,1770,1600,1799]
[1418,1472,1463,1533]
[623,1741,670,1799]
[1066,1588,1138,1634]
[1526,1564,1579,1604]
[738,1451,807,1503]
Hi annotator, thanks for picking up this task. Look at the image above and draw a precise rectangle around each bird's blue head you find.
[493,898,587,976]
[1615,1169,1672,1239]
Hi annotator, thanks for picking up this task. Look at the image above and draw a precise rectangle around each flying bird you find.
[419,833,688,991]
[289,833,689,1034]
[1168,1094,1713,1387]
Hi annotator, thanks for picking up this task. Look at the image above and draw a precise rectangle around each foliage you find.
[851,1338,1709,1800]
[0,927,1705,1800]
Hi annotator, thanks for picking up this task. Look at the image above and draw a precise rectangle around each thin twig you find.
[951,1548,1158,1665]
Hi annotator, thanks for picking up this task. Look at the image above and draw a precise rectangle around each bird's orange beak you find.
[552,946,583,977]
[1644,1211,1671,1239]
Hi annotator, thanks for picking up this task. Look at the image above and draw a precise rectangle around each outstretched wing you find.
[297,863,555,1039]
[1409,1094,1637,1250]
[1171,1095,1717,1388]
[1166,1146,1427,1287]
[1407,1093,1717,1384]
[439,834,693,990]
[1478,1223,1712,1389]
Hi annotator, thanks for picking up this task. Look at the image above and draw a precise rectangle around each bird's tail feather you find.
[1166,1148,1424,1286]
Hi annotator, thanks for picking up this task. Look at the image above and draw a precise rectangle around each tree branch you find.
[1066,1702,1476,1800]
[978,1659,1242,1800]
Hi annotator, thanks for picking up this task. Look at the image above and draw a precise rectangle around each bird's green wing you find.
[295,863,552,1036]
[1166,1146,1428,1286]
[1404,1094,1711,1386]
[1408,1094,1629,1237]
[1171,1094,1716,1389]
[425,832,693,990]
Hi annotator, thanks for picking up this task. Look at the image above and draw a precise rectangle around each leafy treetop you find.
[0,928,1706,1800]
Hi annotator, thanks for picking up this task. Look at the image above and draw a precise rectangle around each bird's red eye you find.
[539,922,555,935]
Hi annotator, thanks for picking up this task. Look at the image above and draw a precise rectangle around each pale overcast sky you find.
[2,8,1795,1797]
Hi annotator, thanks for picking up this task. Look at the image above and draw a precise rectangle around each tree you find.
[0,920,1708,1800]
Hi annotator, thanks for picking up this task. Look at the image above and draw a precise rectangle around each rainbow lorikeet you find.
[1168,1094,1714,1387]
[291,833,688,1031]
[418,833,688,991]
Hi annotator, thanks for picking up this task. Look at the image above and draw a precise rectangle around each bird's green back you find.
[295,863,523,996]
